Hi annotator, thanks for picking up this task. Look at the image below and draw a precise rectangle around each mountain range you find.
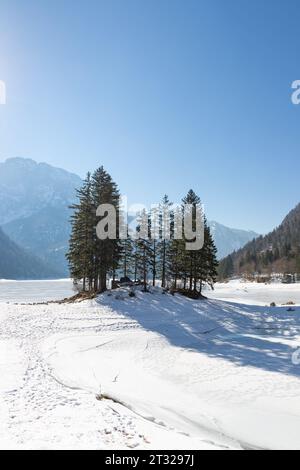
[0,157,81,225]
[0,158,81,277]
[0,227,61,280]
[0,157,259,279]
[208,221,258,260]
[219,203,300,279]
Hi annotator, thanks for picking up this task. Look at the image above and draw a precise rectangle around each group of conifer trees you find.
[66,166,218,296]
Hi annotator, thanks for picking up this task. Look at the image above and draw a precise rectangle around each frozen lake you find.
[206,280,300,306]
[0,279,76,304]
[2,278,299,306]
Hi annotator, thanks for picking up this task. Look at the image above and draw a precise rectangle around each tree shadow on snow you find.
[96,290,300,378]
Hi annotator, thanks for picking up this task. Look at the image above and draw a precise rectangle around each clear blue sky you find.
[0,0,299,233]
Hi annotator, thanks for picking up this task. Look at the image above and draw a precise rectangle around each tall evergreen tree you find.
[158,195,173,288]
[120,237,134,279]
[67,173,94,291]
[149,206,160,286]
[199,219,218,292]
[135,209,152,291]
[91,166,121,292]
[168,190,219,295]
[67,175,218,296]
[182,189,202,293]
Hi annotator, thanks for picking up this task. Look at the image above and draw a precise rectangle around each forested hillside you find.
[219,204,300,279]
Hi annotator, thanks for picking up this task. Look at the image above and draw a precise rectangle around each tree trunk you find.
[143,247,147,292]
[161,240,166,288]
[124,252,127,278]
[152,240,156,287]
[134,255,138,282]
[189,256,193,291]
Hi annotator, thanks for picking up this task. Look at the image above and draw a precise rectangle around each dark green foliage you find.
[134,209,153,291]
[91,167,121,291]
[157,195,173,288]
[67,176,219,295]
[219,203,300,278]
[67,173,95,290]
[120,237,134,279]
[169,190,218,294]
[67,168,121,292]
[218,254,234,280]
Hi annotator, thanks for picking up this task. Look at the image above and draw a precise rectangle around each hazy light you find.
[0,81,6,104]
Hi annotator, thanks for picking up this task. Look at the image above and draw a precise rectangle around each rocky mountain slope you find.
[0,158,81,276]
[0,228,61,279]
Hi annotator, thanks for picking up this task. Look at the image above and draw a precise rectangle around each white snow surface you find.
[206,279,300,306]
[1,283,300,449]
[0,279,74,303]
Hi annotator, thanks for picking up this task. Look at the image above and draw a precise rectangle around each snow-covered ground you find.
[206,279,300,306]
[1,283,300,449]
[0,279,75,303]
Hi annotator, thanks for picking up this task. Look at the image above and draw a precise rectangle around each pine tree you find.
[200,219,218,292]
[66,173,94,291]
[168,189,219,296]
[218,254,234,280]
[149,206,160,286]
[169,237,186,289]
[158,195,173,288]
[182,189,202,293]
[91,166,121,292]
[67,174,219,296]
[120,237,134,279]
[135,209,152,291]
